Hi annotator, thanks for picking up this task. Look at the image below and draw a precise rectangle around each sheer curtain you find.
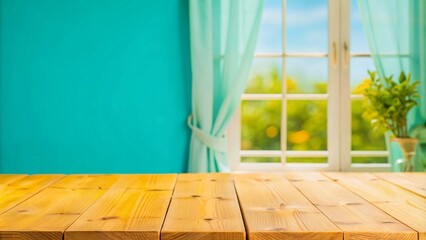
[188,0,264,172]
[358,0,426,168]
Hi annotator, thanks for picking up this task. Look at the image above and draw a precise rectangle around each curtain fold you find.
[359,0,426,168]
[409,0,426,167]
[188,0,264,172]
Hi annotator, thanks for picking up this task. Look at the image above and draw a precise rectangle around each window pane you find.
[241,157,280,163]
[350,1,370,53]
[286,58,327,93]
[351,100,386,151]
[256,0,282,53]
[245,58,282,94]
[352,157,387,164]
[287,100,327,151]
[351,57,375,92]
[287,157,327,163]
[241,100,281,150]
[286,0,328,53]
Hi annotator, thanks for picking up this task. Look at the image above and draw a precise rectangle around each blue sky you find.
[250,0,376,91]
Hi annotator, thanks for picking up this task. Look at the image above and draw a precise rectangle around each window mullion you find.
[340,0,352,171]
[281,0,287,165]
[241,94,329,101]
[327,0,341,171]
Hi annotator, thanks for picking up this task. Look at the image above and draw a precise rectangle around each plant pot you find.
[391,138,418,172]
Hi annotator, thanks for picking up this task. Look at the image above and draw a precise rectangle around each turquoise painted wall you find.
[0,0,191,173]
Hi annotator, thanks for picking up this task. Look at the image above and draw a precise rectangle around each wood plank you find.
[0,174,119,240]
[0,174,64,214]
[49,174,119,190]
[0,174,27,189]
[233,173,342,240]
[324,172,426,240]
[161,173,245,240]
[65,174,177,240]
[374,172,426,197]
[284,172,417,240]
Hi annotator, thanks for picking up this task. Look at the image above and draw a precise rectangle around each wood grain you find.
[161,173,245,240]
[0,175,27,188]
[233,173,342,240]
[324,172,426,240]
[0,175,119,240]
[285,172,417,240]
[0,174,63,214]
[374,172,426,197]
[0,173,423,240]
[65,174,177,240]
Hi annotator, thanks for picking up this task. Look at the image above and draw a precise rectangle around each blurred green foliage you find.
[241,67,387,163]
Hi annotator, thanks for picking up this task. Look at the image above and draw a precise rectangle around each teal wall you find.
[0,0,191,173]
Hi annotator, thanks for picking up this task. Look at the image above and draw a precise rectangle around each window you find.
[228,0,391,171]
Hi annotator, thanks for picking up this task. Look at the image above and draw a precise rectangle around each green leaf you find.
[399,71,406,83]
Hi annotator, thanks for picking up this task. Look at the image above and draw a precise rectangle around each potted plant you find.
[362,71,420,171]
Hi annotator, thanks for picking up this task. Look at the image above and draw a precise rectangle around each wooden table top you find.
[0,172,424,240]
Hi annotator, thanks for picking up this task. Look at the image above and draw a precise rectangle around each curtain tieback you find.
[187,115,227,153]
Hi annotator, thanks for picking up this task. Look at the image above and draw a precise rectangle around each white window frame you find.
[228,0,392,172]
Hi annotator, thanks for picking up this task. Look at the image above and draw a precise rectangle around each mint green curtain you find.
[359,0,426,168]
[188,0,263,172]
[409,0,426,167]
